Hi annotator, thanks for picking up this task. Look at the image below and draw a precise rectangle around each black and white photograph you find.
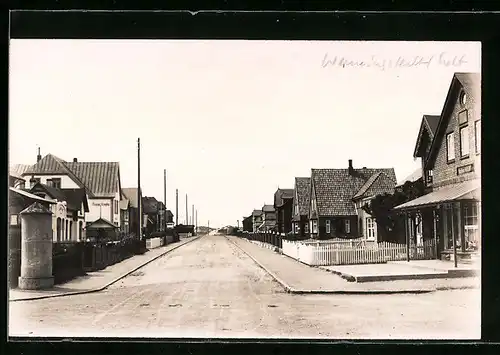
[8,38,481,339]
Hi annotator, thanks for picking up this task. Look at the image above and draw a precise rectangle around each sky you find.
[9,40,481,228]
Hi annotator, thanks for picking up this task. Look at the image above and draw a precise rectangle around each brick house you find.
[252,209,263,232]
[121,187,143,238]
[291,177,311,237]
[395,72,481,260]
[242,215,253,232]
[309,160,396,240]
[274,188,294,235]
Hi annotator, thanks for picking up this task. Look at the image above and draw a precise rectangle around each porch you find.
[394,180,481,267]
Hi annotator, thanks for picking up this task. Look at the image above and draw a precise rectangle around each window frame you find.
[312,220,318,234]
[366,217,376,240]
[345,219,351,234]
[459,124,470,159]
[475,120,481,154]
[326,220,331,234]
[446,132,455,162]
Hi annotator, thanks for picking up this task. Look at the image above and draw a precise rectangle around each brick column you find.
[18,202,54,290]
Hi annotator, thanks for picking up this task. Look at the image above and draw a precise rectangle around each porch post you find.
[458,202,465,252]
[411,213,417,258]
[451,203,458,268]
[433,207,439,260]
[405,212,410,262]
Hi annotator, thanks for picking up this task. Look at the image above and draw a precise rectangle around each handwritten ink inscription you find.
[321,52,468,70]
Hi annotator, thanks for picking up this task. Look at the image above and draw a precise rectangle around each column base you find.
[18,276,54,290]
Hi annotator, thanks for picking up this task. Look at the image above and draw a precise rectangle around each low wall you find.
[146,237,163,249]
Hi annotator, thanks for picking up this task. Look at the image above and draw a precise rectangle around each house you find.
[21,153,123,235]
[309,160,397,240]
[29,182,89,242]
[142,196,167,236]
[394,72,481,260]
[165,210,174,225]
[274,188,294,235]
[122,187,143,238]
[119,197,130,237]
[242,215,253,232]
[292,177,311,237]
[252,209,263,232]
[10,164,31,189]
[259,204,277,232]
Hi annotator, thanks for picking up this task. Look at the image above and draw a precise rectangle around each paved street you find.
[9,234,480,339]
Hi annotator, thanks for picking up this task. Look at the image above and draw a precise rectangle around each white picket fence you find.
[282,238,436,266]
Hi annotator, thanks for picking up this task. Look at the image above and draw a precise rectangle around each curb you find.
[228,237,439,295]
[9,237,200,302]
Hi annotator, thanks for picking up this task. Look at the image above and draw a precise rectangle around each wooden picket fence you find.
[282,238,436,266]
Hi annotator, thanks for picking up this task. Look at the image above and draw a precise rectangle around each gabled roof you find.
[9,187,57,204]
[166,210,173,217]
[122,188,142,208]
[425,72,481,169]
[295,177,311,216]
[29,183,89,212]
[86,217,117,230]
[252,209,263,217]
[24,154,90,194]
[65,161,120,198]
[312,167,397,216]
[142,196,158,214]
[262,204,275,213]
[353,172,397,200]
[120,198,130,210]
[397,168,423,187]
[10,164,31,179]
[413,115,440,158]
[274,188,294,208]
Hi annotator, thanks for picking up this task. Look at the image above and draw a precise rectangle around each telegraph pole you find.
[137,138,141,241]
[175,189,179,226]
[192,205,194,227]
[196,209,198,233]
[163,169,167,231]
[185,194,188,225]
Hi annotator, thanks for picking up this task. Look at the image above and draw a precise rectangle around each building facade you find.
[274,188,294,235]
[292,177,311,237]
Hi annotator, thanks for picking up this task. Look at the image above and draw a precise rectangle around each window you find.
[312,220,318,234]
[326,220,331,234]
[464,202,479,249]
[475,120,481,153]
[345,219,351,234]
[10,214,18,225]
[30,177,41,188]
[47,178,61,189]
[366,217,377,240]
[114,200,119,214]
[56,218,62,241]
[426,169,433,184]
[460,91,467,106]
[460,125,470,157]
[446,133,455,161]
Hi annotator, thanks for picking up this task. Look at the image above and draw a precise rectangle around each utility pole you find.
[163,169,167,232]
[192,205,194,227]
[137,138,141,241]
[185,194,188,225]
[196,209,198,233]
[175,189,179,226]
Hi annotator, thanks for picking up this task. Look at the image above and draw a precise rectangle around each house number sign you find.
[457,164,473,176]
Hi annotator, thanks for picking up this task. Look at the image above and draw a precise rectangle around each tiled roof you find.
[394,179,480,210]
[24,154,121,198]
[122,188,141,208]
[295,177,311,216]
[65,161,119,198]
[10,164,32,179]
[142,196,158,214]
[29,183,88,211]
[312,167,397,216]
[252,209,263,217]
[397,168,422,186]
[274,188,294,207]
[262,205,275,213]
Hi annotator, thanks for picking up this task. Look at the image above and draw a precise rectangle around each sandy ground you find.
[9,234,480,339]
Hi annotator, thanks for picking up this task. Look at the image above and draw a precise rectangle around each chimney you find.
[37,147,41,162]
[348,159,354,174]
[73,158,78,162]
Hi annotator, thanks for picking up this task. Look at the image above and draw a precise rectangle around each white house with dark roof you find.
[21,152,123,231]
[309,160,397,240]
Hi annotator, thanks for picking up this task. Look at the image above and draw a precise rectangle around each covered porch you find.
[85,218,119,242]
[394,180,481,267]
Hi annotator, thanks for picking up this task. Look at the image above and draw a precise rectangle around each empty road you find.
[9,234,480,339]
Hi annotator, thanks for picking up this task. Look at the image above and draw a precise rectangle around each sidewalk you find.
[227,236,480,294]
[9,236,199,302]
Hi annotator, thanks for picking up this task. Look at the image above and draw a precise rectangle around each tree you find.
[361,179,426,241]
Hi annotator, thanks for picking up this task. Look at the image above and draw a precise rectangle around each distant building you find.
[252,209,263,232]
[274,188,294,235]
[122,187,143,238]
[242,215,253,232]
[292,177,311,237]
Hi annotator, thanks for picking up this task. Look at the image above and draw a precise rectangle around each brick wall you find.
[431,84,481,189]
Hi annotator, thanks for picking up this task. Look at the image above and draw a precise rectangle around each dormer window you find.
[460,91,467,106]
